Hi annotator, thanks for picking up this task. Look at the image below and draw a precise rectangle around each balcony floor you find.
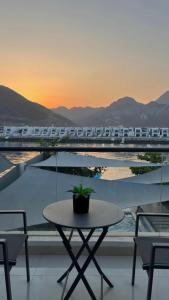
[0,255,168,300]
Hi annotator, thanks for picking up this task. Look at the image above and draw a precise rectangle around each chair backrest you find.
[135,212,169,237]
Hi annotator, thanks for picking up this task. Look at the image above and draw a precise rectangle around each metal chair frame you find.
[0,210,30,300]
[131,212,169,300]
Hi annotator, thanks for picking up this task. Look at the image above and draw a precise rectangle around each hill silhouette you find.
[53,92,169,127]
[0,86,74,126]
[154,91,169,105]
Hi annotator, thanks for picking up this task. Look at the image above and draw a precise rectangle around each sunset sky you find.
[0,0,169,108]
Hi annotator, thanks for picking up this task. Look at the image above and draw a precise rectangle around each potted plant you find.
[68,184,95,214]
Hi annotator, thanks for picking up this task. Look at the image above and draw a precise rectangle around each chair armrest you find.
[0,238,7,245]
[0,239,9,265]
[135,212,169,236]
[149,242,169,269]
[0,210,28,234]
[152,242,169,249]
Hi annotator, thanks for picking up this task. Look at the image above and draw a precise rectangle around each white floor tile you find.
[0,255,168,300]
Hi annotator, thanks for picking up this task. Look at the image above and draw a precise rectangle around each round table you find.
[43,199,124,300]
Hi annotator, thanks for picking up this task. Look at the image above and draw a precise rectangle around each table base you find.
[56,226,113,300]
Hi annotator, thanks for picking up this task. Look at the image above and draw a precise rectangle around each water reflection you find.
[0,141,38,164]
[0,141,167,180]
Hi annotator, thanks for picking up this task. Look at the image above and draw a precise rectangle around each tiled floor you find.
[0,255,168,299]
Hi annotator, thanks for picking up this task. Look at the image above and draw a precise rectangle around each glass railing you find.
[0,144,169,237]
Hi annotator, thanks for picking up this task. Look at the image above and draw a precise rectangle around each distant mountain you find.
[141,92,169,127]
[82,97,145,127]
[53,97,145,126]
[52,106,102,123]
[0,86,74,126]
[52,92,169,127]
[154,91,169,105]
[108,97,142,112]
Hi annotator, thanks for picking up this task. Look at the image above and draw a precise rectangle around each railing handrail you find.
[0,146,169,152]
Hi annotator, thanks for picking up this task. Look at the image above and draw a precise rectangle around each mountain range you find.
[1,85,169,127]
[52,91,169,127]
[0,86,73,126]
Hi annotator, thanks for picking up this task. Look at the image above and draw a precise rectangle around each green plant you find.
[130,152,163,175]
[38,136,70,148]
[68,184,95,197]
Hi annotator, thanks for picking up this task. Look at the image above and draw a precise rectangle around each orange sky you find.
[1,1,169,108]
[1,74,167,109]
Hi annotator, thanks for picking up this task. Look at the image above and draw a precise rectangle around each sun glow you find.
[1,1,169,108]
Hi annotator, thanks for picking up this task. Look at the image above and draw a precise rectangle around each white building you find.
[0,126,169,139]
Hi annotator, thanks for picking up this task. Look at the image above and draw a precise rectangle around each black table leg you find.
[57,228,94,283]
[57,226,97,300]
[77,229,113,288]
[65,228,108,300]
[57,226,109,300]
[58,228,113,289]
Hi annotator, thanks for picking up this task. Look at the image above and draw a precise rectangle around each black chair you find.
[131,212,169,300]
[0,210,30,300]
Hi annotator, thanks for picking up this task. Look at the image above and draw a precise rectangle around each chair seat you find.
[0,234,26,265]
[135,237,169,269]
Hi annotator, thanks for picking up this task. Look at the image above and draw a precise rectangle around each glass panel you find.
[0,145,169,238]
[129,151,169,237]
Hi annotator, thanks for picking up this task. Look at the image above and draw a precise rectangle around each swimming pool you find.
[109,212,135,232]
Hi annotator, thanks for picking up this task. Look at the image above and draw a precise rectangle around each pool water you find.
[109,213,135,232]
